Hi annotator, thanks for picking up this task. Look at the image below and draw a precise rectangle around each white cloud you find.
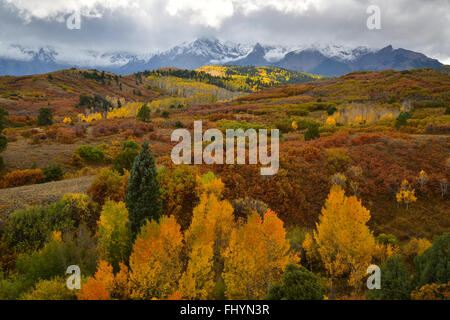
[3,0,139,22]
[164,0,327,28]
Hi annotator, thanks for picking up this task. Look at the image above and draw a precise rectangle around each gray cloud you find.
[0,0,449,63]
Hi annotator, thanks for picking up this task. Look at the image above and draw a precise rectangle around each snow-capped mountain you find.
[0,38,444,77]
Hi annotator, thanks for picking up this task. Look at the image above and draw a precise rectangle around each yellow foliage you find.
[97,200,131,271]
[396,180,417,210]
[179,242,215,300]
[313,185,375,294]
[223,210,299,300]
[129,216,184,300]
[326,116,336,126]
[78,112,103,122]
[185,192,234,277]
[195,172,225,199]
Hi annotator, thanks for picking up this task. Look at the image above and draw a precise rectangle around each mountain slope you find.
[0,69,162,116]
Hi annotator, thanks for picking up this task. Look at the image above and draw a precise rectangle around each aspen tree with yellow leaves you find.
[223,210,299,300]
[129,216,183,300]
[396,180,417,210]
[313,185,375,297]
[184,191,234,285]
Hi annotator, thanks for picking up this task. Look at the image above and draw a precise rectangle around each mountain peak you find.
[0,39,443,77]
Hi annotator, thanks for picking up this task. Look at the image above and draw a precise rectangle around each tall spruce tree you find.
[126,141,162,236]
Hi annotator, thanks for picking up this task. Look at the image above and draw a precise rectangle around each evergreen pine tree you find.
[367,255,412,300]
[37,107,53,126]
[137,104,151,122]
[126,141,162,236]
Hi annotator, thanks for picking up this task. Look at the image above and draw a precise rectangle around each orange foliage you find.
[0,169,45,188]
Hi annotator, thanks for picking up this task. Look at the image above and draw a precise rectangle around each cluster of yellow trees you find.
[78,174,298,300]
[146,75,241,102]
[73,171,400,300]
[326,104,399,126]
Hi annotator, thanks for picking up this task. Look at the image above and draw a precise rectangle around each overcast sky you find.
[0,0,449,63]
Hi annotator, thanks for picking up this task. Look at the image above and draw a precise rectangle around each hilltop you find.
[0,69,163,117]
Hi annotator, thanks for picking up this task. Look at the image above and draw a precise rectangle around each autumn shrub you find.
[231,197,268,220]
[120,121,153,137]
[4,202,75,252]
[275,120,295,133]
[20,278,77,300]
[60,193,100,232]
[87,168,129,206]
[55,128,76,144]
[350,133,381,145]
[75,145,105,163]
[299,145,321,161]
[92,122,119,137]
[425,123,450,134]
[411,282,449,300]
[401,237,432,268]
[0,169,45,188]
[325,148,351,174]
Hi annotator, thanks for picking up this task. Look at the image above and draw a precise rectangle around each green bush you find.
[414,233,450,287]
[20,278,77,300]
[304,123,320,141]
[0,272,32,300]
[112,140,140,175]
[16,225,98,284]
[43,164,64,182]
[75,145,105,163]
[162,110,170,119]
[4,204,75,252]
[395,112,411,129]
[367,255,411,300]
[265,264,326,300]
[122,140,140,150]
[36,108,53,126]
